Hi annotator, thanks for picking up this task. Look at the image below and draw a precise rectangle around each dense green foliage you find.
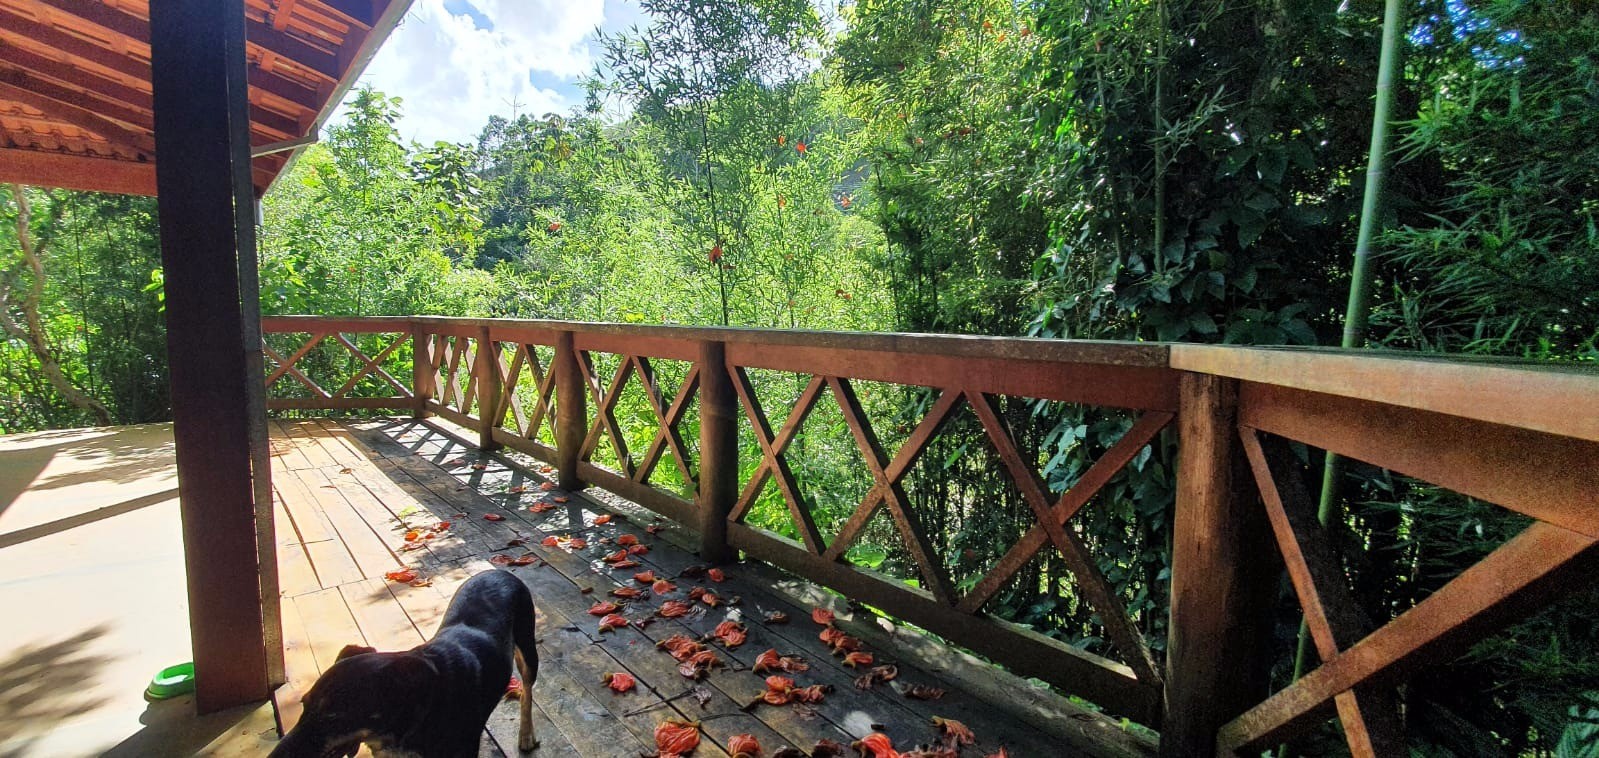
[4,0,1597,751]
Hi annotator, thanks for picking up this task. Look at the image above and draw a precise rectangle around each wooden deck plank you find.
[269,419,1143,757]
[410,423,1073,756]
[301,467,407,581]
[284,419,341,469]
[276,588,322,733]
[271,419,317,471]
[293,587,368,673]
[339,578,427,650]
[275,474,365,589]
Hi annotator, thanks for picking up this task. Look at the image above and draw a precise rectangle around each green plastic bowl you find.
[145,662,196,700]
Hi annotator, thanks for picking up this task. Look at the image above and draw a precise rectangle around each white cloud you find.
[350,0,610,145]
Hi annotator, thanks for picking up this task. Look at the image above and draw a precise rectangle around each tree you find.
[1,185,113,426]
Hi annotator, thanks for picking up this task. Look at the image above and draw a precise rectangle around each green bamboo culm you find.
[1282,0,1407,752]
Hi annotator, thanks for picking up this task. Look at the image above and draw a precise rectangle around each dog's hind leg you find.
[513,587,539,752]
[514,646,538,752]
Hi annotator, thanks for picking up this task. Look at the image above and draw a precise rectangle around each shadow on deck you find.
[269,417,1156,757]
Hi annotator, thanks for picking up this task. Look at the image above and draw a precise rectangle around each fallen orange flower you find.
[384,568,419,583]
[811,607,834,625]
[602,671,636,693]
[728,733,762,758]
[932,716,975,747]
[852,733,897,758]
[653,719,701,758]
[588,601,621,616]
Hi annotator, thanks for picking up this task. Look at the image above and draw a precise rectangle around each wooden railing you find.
[260,315,1599,756]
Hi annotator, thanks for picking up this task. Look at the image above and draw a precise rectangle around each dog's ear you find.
[335,644,377,662]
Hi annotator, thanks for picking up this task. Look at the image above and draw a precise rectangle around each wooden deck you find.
[269,417,1156,757]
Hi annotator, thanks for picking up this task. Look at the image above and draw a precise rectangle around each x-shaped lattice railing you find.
[576,350,698,488]
[492,342,558,444]
[263,330,411,399]
[726,368,1169,684]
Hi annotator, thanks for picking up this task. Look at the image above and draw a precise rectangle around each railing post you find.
[554,331,586,491]
[476,325,501,450]
[411,322,433,419]
[1162,372,1274,756]
[696,340,737,564]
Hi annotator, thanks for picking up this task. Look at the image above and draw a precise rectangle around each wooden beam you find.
[150,0,273,713]
[0,147,154,195]
[0,68,153,136]
[36,0,341,82]
[1172,344,1599,444]
[0,10,147,80]
[272,0,303,32]
[728,522,1162,725]
[0,43,151,116]
[1160,373,1276,757]
[1239,382,1599,540]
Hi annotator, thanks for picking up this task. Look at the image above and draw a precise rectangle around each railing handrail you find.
[261,314,1599,419]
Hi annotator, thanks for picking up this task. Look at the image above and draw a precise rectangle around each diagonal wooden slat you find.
[578,352,635,478]
[498,343,530,433]
[829,377,956,604]
[1220,520,1599,753]
[1240,430,1405,756]
[459,339,480,416]
[523,345,558,443]
[632,359,699,489]
[966,392,1159,685]
[823,388,963,563]
[330,333,410,398]
[728,367,826,554]
[958,411,1173,614]
[428,333,449,406]
[261,338,331,399]
[265,331,327,388]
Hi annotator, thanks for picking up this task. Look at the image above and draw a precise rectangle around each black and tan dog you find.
[271,569,539,757]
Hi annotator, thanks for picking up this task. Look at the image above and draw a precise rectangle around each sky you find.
[348,0,649,145]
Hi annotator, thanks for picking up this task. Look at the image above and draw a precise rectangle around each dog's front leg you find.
[514,647,538,751]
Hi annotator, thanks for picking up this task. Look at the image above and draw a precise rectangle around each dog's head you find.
[270,644,438,758]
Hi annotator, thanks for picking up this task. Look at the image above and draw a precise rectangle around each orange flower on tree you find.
[795,140,807,154]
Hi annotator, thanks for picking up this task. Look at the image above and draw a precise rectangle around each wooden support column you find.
[554,331,586,491]
[697,341,737,564]
[150,0,272,713]
[1162,372,1274,755]
[476,326,500,450]
[412,322,433,419]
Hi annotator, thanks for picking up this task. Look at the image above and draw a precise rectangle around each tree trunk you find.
[1,185,113,426]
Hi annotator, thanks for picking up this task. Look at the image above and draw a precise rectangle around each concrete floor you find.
[0,424,276,757]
